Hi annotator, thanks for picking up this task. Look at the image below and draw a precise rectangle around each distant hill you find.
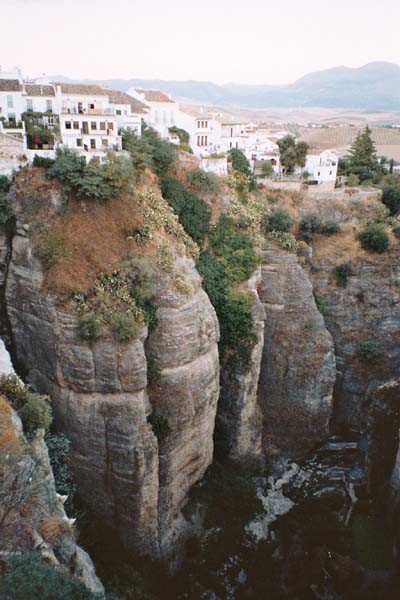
[52,62,400,110]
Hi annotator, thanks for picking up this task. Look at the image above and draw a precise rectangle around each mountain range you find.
[52,62,400,110]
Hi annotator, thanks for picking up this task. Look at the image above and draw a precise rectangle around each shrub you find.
[142,124,175,175]
[266,231,299,253]
[0,374,29,410]
[260,162,274,177]
[347,173,360,187]
[265,208,293,233]
[168,126,190,145]
[147,412,170,440]
[44,432,76,513]
[77,313,101,342]
[300,213,322,235]
[196,250,227,309]
[228,148,257,191]
[32,155,55,169]
[0,553,118,600]
[356,339,384,362]
[321,220,341,235]
[110,311,139,342]
[34,230,68,268]
[314,294,328,315]
[358,222,389,252]
[0,175,10,195]
[334,263,351,287]
[393,224,400,239]
[160,175,210,245]
[19,394,52,433]
[218,288,256,370]
[209,215,260,283]
[0,175,13,225]
[382,176,400,215]
[185,168,219,194]
[121,128,153,173]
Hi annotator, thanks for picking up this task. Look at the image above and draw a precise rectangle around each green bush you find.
[121,128,153,174]
[47,148,134,201]
[44,432,76,514]
[228,148,256,191]
[110,311,139,342]
[356,339,384,362]
[393,224,400,239]
[209,215,260,283]
[77,313,101,342]
[168,126,190,144]
[347,173,360,187]
[382,176,400,215]
[19,394,52,432]
[0,175,10,195]
[196,250,227,309]
[160,175,210,245]
[218,288,257,370]
[358,222,389,252]
[314,294,328,315]
[260,162,274,177]
[0,175,13,225]
[32,155,55,169]
[142,124,175,175]
[0,553,118,600]
[265,208,294,233]
[0,374,52,434]
[321,220,341,235]
[334,263,351,287]
[185,168,219,194]
[299,213,322,236]
[147,412,170,440]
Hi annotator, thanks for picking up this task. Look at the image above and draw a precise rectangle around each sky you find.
[1,0,399,85]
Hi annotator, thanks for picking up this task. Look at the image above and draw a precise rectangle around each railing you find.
[61,107,114,116]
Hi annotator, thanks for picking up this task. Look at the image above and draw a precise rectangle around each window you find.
[65,121,72,129]
[100,122,106,130]
[76,138,83,147]
[329,170,332,175]
[230,128,233,137]
[47,116,54,127]
[108,122,113,131]
[102,138,109,148]
[73,121,79,130]
[91,121,97,130]
[26,99,33,112]
[90,139,96,149]
[7,113,16,123]
[46,100,52,112]
[89,103,95,110]
[205,136,208,146]
[204,121,208,128]
[116,109,122,116]
[197,136,200,146]
[7,95,13,108]
[318,171,321,176]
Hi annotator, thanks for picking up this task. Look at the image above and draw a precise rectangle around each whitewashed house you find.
[105,89,148,135]
[0,77,24,124]
[304,150,338,183]
[177,108,219,157]
[127,88,179,138]
[54,83,121,157]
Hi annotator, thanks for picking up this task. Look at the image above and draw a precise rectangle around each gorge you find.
[0,151,400,599]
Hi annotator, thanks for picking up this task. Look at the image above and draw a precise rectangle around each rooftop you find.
[105,89,148,114]
[135,89,175,103]
[54,83,108,96]
[24,84,55,97]
[0,79,22,92]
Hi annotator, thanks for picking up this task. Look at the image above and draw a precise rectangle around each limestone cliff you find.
[2,171,220,561]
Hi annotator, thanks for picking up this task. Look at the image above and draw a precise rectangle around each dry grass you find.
[14,169,173,297]
[41,515,70,544]
[0,396,23,454]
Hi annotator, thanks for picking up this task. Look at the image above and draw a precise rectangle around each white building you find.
[54,83,121,157]
[177,108,218,157]
[304,150,338,183]
[105,89,148,135]
[127,88,179,138]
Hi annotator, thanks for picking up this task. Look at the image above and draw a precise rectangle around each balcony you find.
[61,106,114,116]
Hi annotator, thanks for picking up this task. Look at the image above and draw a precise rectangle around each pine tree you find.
[347,126,379,180]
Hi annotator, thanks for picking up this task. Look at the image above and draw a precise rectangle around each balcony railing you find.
[62,107,114,116]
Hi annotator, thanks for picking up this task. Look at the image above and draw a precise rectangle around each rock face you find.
[3,221,220,560]
[215,248,336,471]
[216,268,265,465]
[257,248,336,469]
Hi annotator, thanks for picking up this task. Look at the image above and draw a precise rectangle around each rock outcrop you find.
[257,248,336,469]
[3,199,220,560]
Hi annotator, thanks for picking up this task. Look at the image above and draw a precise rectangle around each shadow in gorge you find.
[77,445,400,600]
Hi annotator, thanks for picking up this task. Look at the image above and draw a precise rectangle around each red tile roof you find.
[135,89,175,103]
[0,79,22,92]
[54,83,108,96]
[105,89,148,114]
[25,84,55,97]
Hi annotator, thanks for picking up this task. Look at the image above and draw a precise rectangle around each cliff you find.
[2,169,220,561]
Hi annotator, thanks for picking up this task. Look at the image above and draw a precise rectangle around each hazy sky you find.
[1,0,399,84]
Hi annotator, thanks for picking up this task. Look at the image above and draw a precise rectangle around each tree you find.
[347,126,380,182]
[228,148,257,191]
[382,175,400,215]
[121,128,153,174]
[358,222,389,252]
[266,209,294,233]
[261,162,274,177]
[277,136,309,174]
